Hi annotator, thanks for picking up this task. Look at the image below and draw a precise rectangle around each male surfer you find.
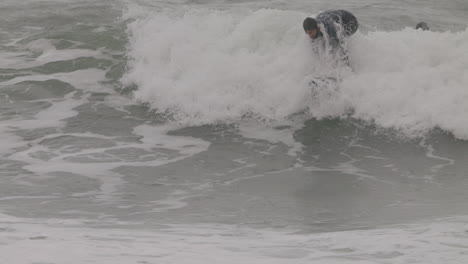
[303,10,358,64]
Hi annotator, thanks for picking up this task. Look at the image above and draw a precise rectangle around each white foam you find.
[133,124,211,155]
[0,70,106,137]
[123,8,468,139]
[30,93,83,128]
[0,93,83,131]
[238,121,304,156]
[0,125,24,156]
[1,213,467,264]
[0,51,33,69]
[419,140,455,176]
[340,28,468,139]
[1,69,109,92]
[1,39,107,69]
[122,8,320,125]
[0,88,84,157]
[24,38,56,53]
[36,47,104,64]
[7,125,210,200]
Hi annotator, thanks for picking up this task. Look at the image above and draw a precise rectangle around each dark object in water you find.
[416,22,430,31]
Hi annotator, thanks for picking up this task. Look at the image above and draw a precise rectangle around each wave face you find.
[122,7,468,139]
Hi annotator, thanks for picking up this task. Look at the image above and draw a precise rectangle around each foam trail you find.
[0,39,109,69]
[238,121,304,156]
[134,124,210,155]
[7,124,210,200]
[0,127,23,156]
[2,69,109,92]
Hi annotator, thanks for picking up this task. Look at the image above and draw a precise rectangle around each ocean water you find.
[1,0,468,263]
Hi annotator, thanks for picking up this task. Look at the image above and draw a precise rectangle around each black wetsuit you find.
[315,10,358,55]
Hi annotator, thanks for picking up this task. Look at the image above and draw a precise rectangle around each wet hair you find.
[416,22,429,31]
[303,17,318,31]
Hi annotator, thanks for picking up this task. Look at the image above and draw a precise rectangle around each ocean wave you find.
[122,7,468,139]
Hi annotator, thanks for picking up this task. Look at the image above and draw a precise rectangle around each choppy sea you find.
[1,0,468,263]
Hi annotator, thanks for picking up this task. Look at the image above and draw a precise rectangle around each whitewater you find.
[123,7,468,138]
[1,0,468,263]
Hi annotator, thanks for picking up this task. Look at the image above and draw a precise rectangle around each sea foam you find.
[123,8,468,139]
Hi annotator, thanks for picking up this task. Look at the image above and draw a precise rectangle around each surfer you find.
[416,21,430,30]
[303,10,358,64]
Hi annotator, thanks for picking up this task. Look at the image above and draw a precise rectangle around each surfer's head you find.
[303,17,320,39]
